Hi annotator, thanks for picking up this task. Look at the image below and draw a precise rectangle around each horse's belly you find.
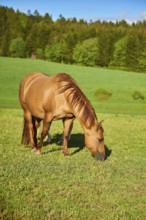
[24,93,45,119]
[53,112,74,120]
[26,103,45,119]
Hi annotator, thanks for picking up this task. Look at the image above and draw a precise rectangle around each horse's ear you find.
[99,120,104,125]
[97,120,104,130]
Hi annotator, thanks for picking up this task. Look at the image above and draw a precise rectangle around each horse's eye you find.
[97,138,104,142]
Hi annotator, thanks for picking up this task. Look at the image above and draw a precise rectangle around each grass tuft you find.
[132,90,145,100]
[94,88,112,101]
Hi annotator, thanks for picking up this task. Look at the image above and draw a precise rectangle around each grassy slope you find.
[0,57,146,219]
[0,57,146,115]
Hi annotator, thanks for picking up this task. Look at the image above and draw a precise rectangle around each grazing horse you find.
[19,72,105,160]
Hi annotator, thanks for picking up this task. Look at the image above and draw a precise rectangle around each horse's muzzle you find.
[95,151,105,161]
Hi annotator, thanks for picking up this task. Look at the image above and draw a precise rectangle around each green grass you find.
[0,57,146,219]
[0,57,146,115]
[0,109,146,219]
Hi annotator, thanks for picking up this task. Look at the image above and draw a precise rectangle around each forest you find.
[0,6,146,72]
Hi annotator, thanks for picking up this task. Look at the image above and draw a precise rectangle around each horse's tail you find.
[21,118,30,145]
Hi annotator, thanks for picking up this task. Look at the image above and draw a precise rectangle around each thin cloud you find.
[140,11,146,20]
[85,11,146,23]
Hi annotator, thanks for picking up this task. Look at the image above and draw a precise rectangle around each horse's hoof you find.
[64,155,70,159]
[64,155,70,158]
[35,150,41,155]
[31,148,36,152]
[57,140,62,145]
[64,152,70,157]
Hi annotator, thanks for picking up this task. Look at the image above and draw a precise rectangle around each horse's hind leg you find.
[35,114,52,155]
[33,117,42,146]
[24,111,36,150]
[62,118,75,156]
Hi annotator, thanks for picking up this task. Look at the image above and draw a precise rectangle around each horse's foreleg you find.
[57,120,73,145]
[68,122,73,140]
[62,118,74,156]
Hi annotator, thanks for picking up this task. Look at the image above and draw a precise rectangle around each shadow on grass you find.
[42,133,85,156]
[42,133,112,159]
[104,145,112,160]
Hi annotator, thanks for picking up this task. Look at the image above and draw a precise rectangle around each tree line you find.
[0,6,146,72]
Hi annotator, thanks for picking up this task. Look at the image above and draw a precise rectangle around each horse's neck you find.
[74,105,97,131]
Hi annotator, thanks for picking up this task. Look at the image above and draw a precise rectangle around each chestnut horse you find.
[19,72,105,160]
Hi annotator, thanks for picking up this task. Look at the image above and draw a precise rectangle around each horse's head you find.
[85,121,105,161]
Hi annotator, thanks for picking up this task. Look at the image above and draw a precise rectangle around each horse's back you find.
[19,72,49,92]
[19,73,51,115]
[19,72,50,97]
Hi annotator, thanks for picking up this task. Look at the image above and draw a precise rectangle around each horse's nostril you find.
[96,152,105,161]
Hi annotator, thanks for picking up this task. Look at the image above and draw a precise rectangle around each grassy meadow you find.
[0,57,146,219]
[0,56,146,115]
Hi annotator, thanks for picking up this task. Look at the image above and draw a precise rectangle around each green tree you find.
[110,36,128,67]
[25,23,38,57]
[36,48,44,59]
[61,32,77,63]
[36,21,51,50]
[98,31,115,67]
[9,37,26,57]
[6,7,22,39]
[73,38,99,66]
[139,50,146,71]
[45,41,63,63]
[0,6,7,44]
[138,32,146,71]
[125,33,141,70]
[1,30,11,56]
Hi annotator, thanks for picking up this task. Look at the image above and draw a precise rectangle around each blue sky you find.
[0,0,146,22]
